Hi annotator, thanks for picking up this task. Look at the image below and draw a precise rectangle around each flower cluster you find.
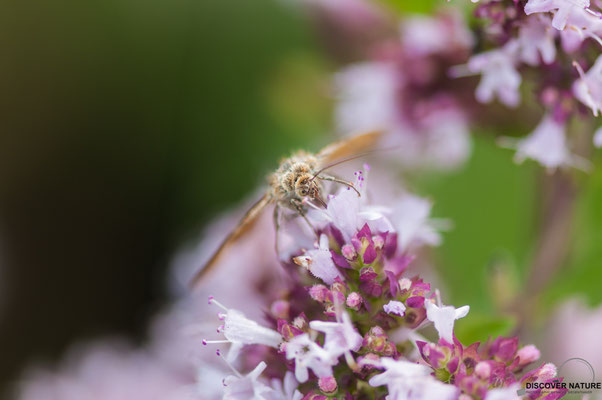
[333,10,474,169]
[456,0,601,170]
[299,0,602,172]
[198,168,567,399]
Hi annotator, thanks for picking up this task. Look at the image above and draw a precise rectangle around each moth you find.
[189,130,382,288]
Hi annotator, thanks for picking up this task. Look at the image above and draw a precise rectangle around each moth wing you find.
[189,193,273,288]
[317,130,383,164]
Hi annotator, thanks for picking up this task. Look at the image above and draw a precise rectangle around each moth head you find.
[295,174,319,199]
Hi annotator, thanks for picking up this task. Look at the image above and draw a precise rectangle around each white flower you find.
[369,358,459,400]
[506,114,588,171]
[517,16,556,65]
[285,334,335,383]
[525,0,590,30]
[484,384,523,400]
[390,194,445,252]
[573,55,602,117]
[425,300,469,343]
[309,311,363,359]
[205,298,283,362]
[467,42,521,107]
[223,361,274,400]
[269,372,303,400]
[383,300,406,316]
[293,234,343,285]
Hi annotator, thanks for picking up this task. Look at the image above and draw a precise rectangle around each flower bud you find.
[270,300,289,319]
[342,244,356,260]
[399,278,412,291]
[538,363,557,381]
[475,361,491,380]
[363,326,395,355]
[373,235,385,249]
[346,292,363,310]
[517,344,540,367]
[308,285,330,303]
[318,376,338,393]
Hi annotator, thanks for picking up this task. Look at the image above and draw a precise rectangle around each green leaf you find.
[454,313,516,344]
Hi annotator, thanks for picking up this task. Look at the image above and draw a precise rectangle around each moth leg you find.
[290,198,318,236]
[273,203,281,258]
[317,174,361,197]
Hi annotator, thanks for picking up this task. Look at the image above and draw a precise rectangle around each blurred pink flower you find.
[222,361,273,400]
[544,299,602,379]
[16,342,196,400]
[573,55,602,117]
[467,42,522,107]
[294,0,386,30]
[390,194,446,252]
[400,12,474,57]
[334,11,473,170]
[484,384,522,400]
[517,15,557,65]
[503,113,588,171]
[524,0,591,30]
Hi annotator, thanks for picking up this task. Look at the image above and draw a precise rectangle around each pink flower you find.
[16,342,196,400]
[285,334,336,383]
[309,311,363,358]
[293,234,343,284]
[558,10,602,51]
[203,297,282,362]
[270,372,303,400]
[524,0,591,30]
[390,194,446,251]
[400,12,473,57]
[573,55,602,117]
[383,300,406,316]
[368,358,459,400]
[334,11,474,171]
[222,361,274,400]
[296,0,387,32]
[517,15,557,65]
[334,62,399,134]
[467,42,521,107]
[484,384,522,400]
[544,299,602,379]
[504,114,588,171]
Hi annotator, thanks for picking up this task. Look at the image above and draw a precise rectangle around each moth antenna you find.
[310,147,398,181]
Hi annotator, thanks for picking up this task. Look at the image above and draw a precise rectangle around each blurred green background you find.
[1,0,601,397]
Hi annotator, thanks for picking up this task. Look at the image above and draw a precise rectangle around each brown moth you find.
[189,130,382,288]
